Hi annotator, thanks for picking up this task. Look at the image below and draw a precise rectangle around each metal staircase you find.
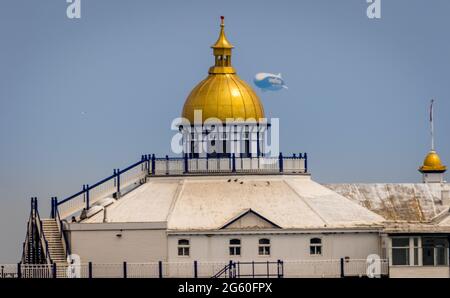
[41,219,66,264]
[22,198,69,267]
[212,261,284,278]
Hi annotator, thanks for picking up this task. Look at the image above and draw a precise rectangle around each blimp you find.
[253,73,288,91]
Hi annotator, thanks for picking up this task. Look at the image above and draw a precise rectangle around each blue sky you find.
[0,0,449,261]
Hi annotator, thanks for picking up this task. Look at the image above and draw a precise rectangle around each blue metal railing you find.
[52,153,307,219]
[151,152,308,175]
[53,155,150,219]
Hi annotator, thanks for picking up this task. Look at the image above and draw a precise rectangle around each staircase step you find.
[38,219,68,264]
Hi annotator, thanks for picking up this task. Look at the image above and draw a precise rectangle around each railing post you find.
[340,258,345,278]
[304,152,308,173]
[152,154,156,175]
[123,261,127,278]
[252,261,255,278]
[256,123,260,157]
[194,260,198,278]
[232,153,236,173]
[115,169,120,198]
[53,197,57,218]
[85,184,90,210]
[30,200,34,264]
[147,154,151,175]
[52,262,57,278]
[279,152,283,173]
[277,260,281,278]
[229,260,233,278]
[280,260,284,278]
[165,155,169,175]
[88,262,93,278]
[54,197,59,219]
[184,153,189,174]
[158,261,163,278]
[50,197,55,219]
[17,262,21,279]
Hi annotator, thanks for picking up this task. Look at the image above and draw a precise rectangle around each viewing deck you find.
[52,153,307,219]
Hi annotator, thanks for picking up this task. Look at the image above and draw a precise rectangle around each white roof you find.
[85,175,384,231]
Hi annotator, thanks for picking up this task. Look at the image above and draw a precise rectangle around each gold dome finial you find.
[419,150,447,173]
[211,16,234,50]
[419,100,446,174]
[181,17,265,123]
[209,16,235,75]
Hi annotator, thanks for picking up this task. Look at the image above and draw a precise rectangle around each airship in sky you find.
[253,73,288,91]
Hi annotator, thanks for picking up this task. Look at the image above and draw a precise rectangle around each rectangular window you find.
[310,238,322,256]
[258,238,271,256]
[423,237,449,266]
[178,247,189,256]
[392,237,410,266]
[258,246,270,255]
[229,246,241,256]
[413,237,419,266]
[229,239,241,256]
[178,239,190,257]
[436,246,447,266]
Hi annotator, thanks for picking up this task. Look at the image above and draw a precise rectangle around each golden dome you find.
[419,150,447,173]
[182,17,264,123]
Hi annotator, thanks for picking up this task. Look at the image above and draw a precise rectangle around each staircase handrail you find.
[212,262,236,278]
[21,202,35,263]
[55,155,150,219]
[55,203,70,259]
[21,216,32,263]
[34,206,52,265]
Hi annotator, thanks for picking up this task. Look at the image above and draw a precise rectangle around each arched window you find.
[229,239,241,256]
[310,238,322,256]
[178,239,190,256]
[258,238,271,256]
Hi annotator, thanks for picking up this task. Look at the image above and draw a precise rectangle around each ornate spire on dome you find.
[209,16,236,74]
[181,16,265,124]
[211,16,234,50]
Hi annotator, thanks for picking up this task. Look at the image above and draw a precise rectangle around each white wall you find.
[167,232,381,262]
[69,228,167,263]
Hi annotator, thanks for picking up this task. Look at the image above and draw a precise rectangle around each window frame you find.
[258,238,271,256]
[391,237,410,266]
[422,237,449,267]
[177,238,190,257]
[390,236,449,267]
[229,238,241,257]
[309,237,323,256]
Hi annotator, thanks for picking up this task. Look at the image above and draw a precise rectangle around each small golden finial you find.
[212,16,233,49]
